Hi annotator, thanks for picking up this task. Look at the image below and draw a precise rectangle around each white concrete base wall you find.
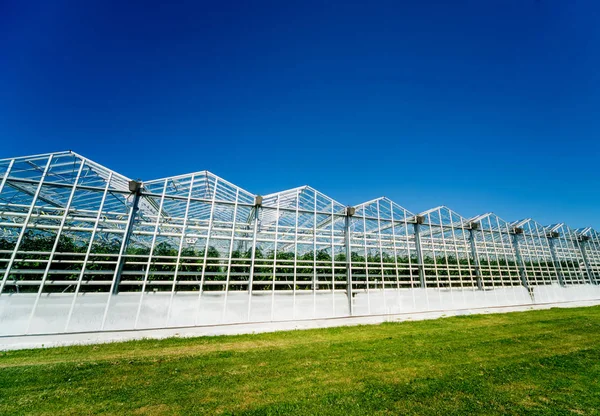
[352,286,533,315]
[0,291,351,336]
[532,284,600,303]
[1,284,599,350]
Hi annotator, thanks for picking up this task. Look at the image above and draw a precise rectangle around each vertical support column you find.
[344,206,354,315]
[468,224,483,290]
[247,195,262,294]
[112,180,143,295]
[578,236,595,285]
[510,227,529,290]
[413,215,426,288]
[546,231,565,287]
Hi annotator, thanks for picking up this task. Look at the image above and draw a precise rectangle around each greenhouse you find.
[1,151,599,336]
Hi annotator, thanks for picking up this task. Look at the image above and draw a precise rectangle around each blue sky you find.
[1,1,599,228]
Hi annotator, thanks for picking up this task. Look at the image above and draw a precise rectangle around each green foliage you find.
[0,231,583,292]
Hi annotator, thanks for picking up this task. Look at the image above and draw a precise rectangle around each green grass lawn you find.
[2,307,600,415]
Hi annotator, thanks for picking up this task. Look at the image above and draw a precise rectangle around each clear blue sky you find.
[1,1,599,228]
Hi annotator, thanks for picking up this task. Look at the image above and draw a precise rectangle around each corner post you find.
[546,231,565,287]
[413,215,426,288]
[112,180,142,295]
[578,236,595,285]
[510,227,529,291]
[247,195,262,294]
[468,223,483,290]
[344,206,355,315]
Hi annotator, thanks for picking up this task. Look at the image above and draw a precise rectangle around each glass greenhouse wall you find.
[1,151,599,336]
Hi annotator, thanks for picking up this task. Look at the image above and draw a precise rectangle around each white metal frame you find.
[1,150,599,337]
